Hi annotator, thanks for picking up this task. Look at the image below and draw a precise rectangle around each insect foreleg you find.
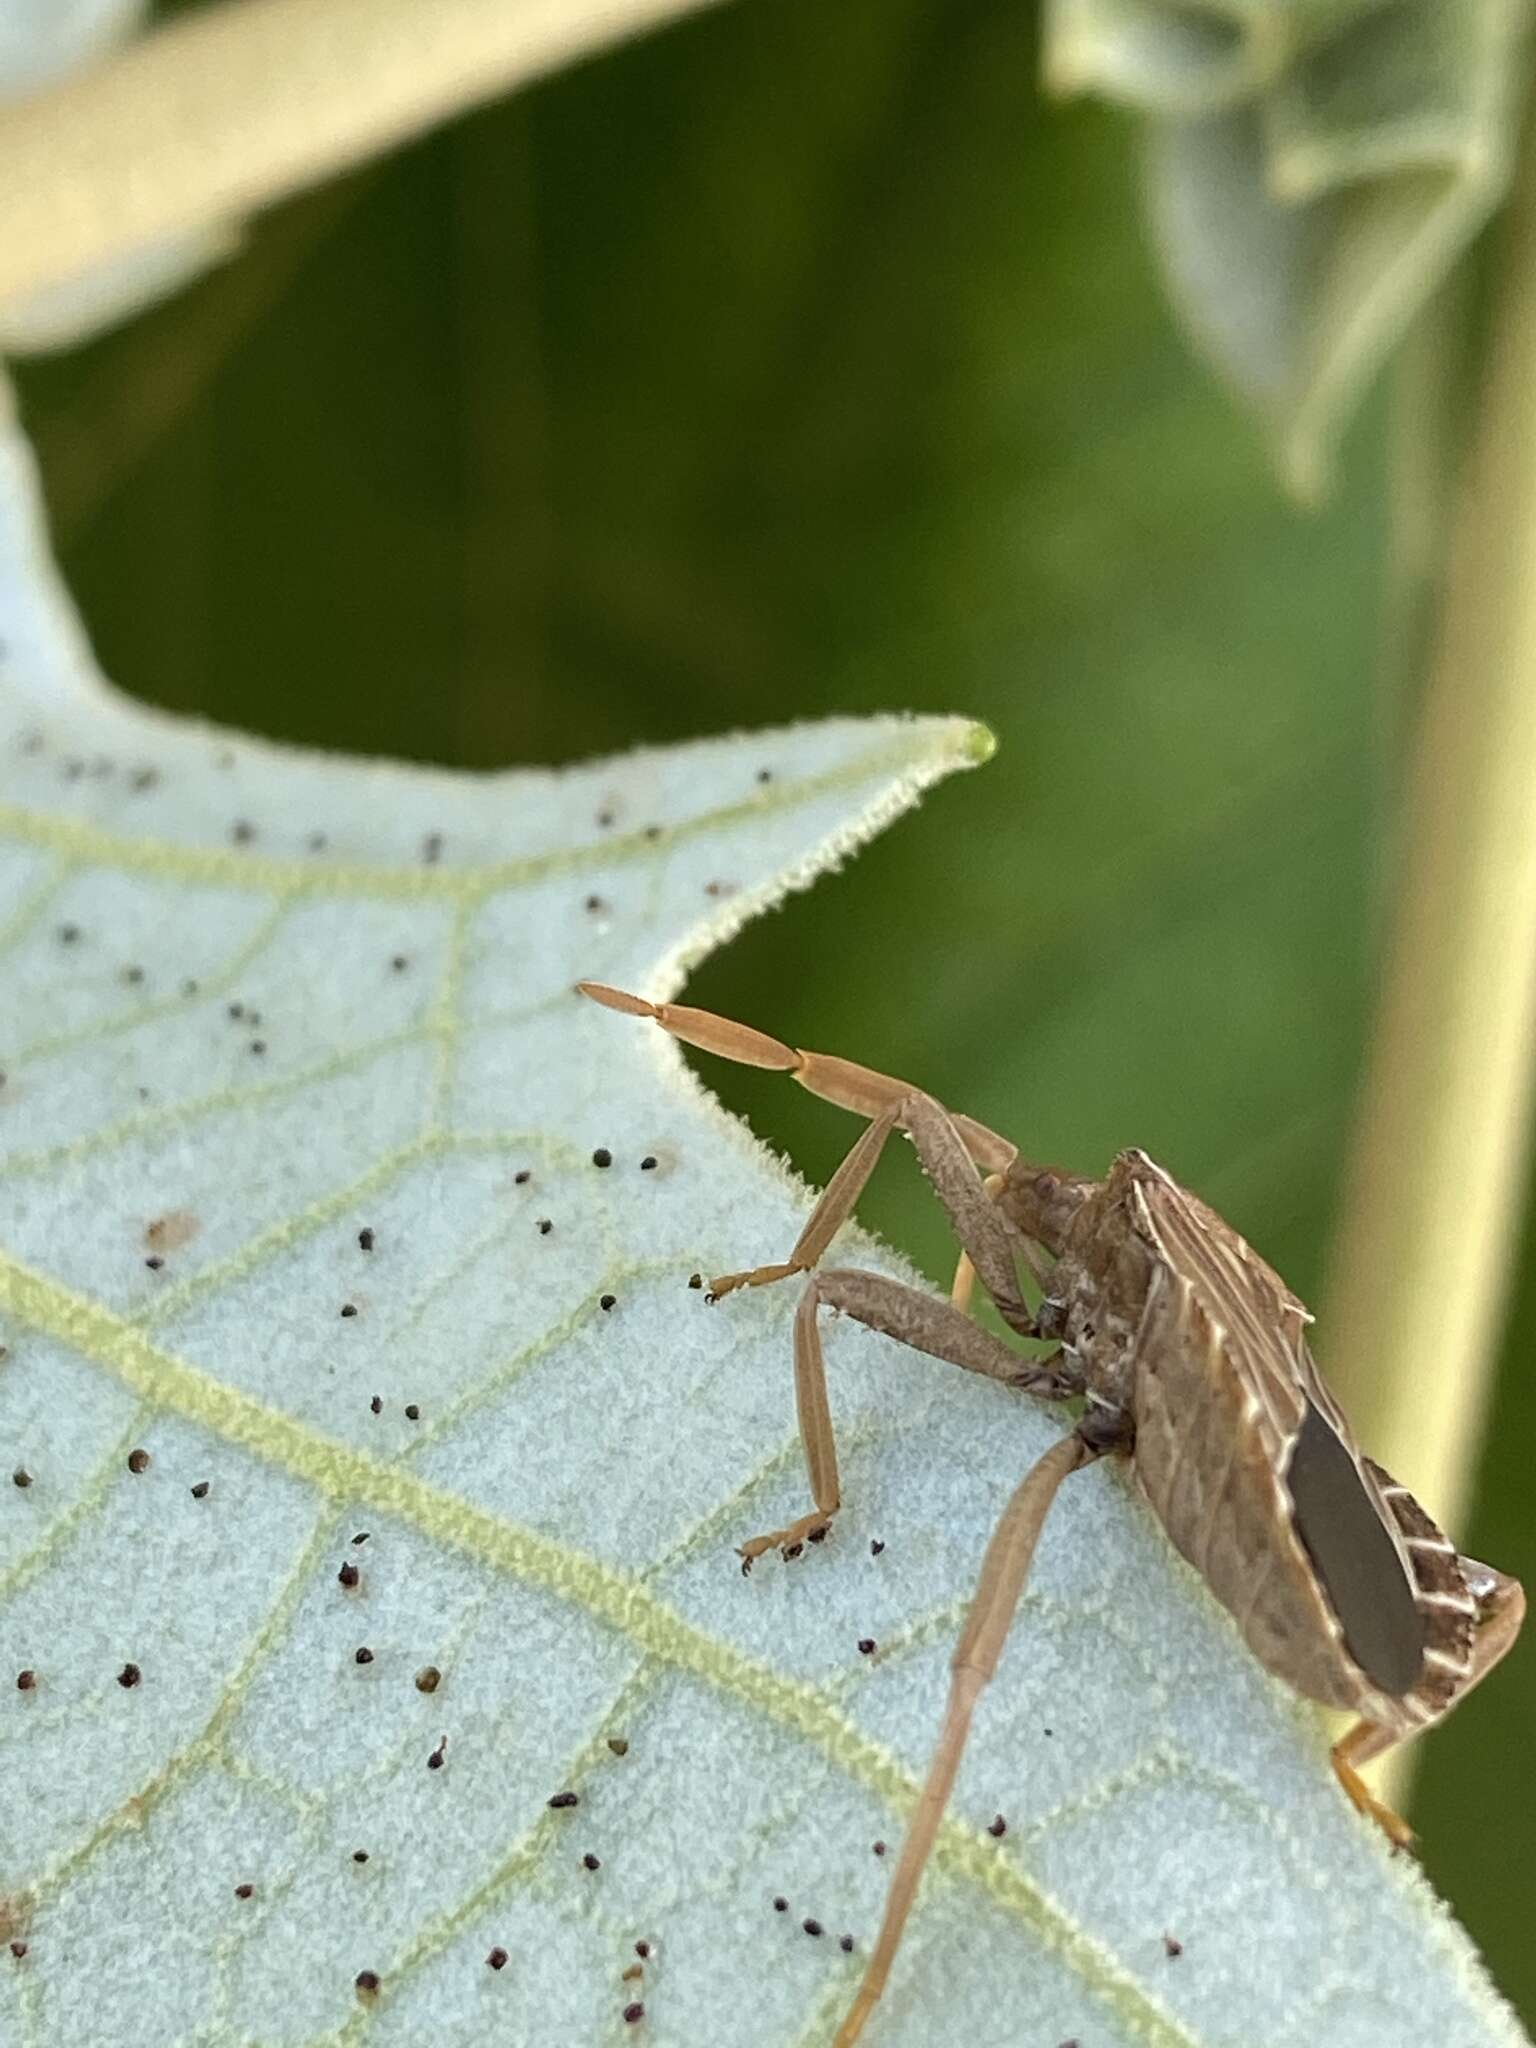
[708,1102,902,1300]
[834,1430,1101,2047]
[712,1088,1043,1320]
[950,1173,1005,1316]
[737,1268,1080,1568]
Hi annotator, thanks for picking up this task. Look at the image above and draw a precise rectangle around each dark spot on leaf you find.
[358,1228,375,1251]
[352,1850,368,1864]
[127,1448,150,1474]
[547,1791,578,1810]
[807,1525,828,1544]
[12,1470,31,1488]
[144,1256,164,1271]
[190,1481,209,1499]
[872,1842,885,1857]
[230,821,255,845]
[427,1737,447,1770]
[857,1639,875,1656]
[537,1218,553,1235]
[487,1947,508,1970]
[756,767,773,784]
[634,1940,650,1958]
[340,1303,357,1318]
[9,1943,26,1960]
[390,955,409,972]
[121,965,144,986]
[1163,1933,1183,1958]
[840,1935,854,1953]
[415,1666,441,1694]
[370,1396,382,1415]
[57,924,80,945]
[599,1294,616,1312]
[422,833,443,864]
[338,1562,360,1589]
[307,831,328,853]
[607,1736,629,1757]
[623,2004,644,2025]
[592,1148,612,1168]
[352,1531,369,1545]
[688,1272,702,1289]
[584,895,605,913]
[234,1883,254,1900]
[772,1897,788,1913]
[118,1663,141,1688]
[639,1155,657,1171]
[870,1540,885,1556]
[354,1647,374,1666]
[514,1169,531,1184]
[228,1002,245,1020]
[802,1919,822,1938]
[404,1404,420,1421]
[16,1671,35,1692]
[354,1971,380,1997]
[582,1853,600,1871]
[988,1814,1007,1839]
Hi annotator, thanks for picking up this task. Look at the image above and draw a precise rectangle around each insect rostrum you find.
[579,981,1525,2048]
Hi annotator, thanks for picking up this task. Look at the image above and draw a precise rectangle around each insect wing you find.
[1124,1157,1425,1711]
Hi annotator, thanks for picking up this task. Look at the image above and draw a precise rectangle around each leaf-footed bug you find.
[578,982,1525,2046]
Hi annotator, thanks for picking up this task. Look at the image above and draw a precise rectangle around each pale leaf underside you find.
[0,376,1528,2047]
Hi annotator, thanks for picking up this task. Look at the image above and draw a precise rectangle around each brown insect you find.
[578,982,1526,2046]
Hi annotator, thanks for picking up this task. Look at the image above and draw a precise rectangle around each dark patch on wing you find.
[1287,1404,1423,1695]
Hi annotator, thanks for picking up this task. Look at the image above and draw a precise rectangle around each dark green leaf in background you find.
[12,0,1532,2026]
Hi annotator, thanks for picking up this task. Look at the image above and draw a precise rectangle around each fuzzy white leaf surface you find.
[0,380,1528,2048]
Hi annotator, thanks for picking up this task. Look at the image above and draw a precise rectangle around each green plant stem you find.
[1324,104,1536,1562]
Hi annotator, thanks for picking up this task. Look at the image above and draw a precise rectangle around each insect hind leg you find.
[1331,1721,1414,1849]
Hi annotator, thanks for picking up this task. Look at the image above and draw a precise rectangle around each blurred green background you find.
[12,0,1532,2025]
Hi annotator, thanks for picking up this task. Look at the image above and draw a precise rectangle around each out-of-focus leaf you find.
[1046,0,1533,493]
[0,0,238,353]
[0,367,1528,2048]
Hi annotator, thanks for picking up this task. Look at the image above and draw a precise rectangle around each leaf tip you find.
[961,720,998,767]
